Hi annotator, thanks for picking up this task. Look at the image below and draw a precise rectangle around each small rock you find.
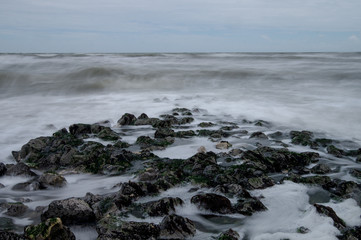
[69,123,91,136]
[143,197,184,217]
[159,214,196,239]
[198,122,215,128]
[350,169,361,179]
[249,132,268,139]
[217,229,240,240]
[5,202,28,217]
[297,226,310,234]
[191,193,233,214]
[38,173,67,188]
[0,183,4,188]
[117,113,137,125]
[234,198,267,216]
[216,141,232,150]
[197,146,206,153]
[229,148,243,156]
[311,164,331,174]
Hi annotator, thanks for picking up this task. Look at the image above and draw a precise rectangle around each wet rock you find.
[24,217,75,240]
[290,130,314,146]
[349,169,361,179]
[159,214,196,239]
[217,229,240,240]
[5,163,37,177]
[338,226,361,240]
[41,198,95,225]
[197,146,206,153]
[83,192,104,207]
[244,176,275,190]
[118,181,159,200]
[138,168,158,181]
[0,162,6,176]
[214,184,252,199]
[311,163,331,174]
[229,148,243,156]
[268,131,283,139]
[117,113,137,125]
[242,147,319,173]
[314,204,346,230]
[285,174,333,187]
[330,180,361,199]
[97,127,120,141]
[356,156,361,163]
[191,193,233,214]
[4,202,28,217]
[0,231,26,240]
[216,141,232,150]
[197,129,228,138]
[234,198,267,216]
[198,122,215,128]
[154,128,175,138]
[12,180,42,191]
[136,136,174,149]
[175,130,196,138]
[0,183,4,188]
[178,117,194,125]
[140,197,184,217]
[69,123,91,136]
[327,145,345,158]
[250,131,268,139]
[314,138,333,147]
[97,218,160,240]
[297,226,310,234]
[38,173,67,188]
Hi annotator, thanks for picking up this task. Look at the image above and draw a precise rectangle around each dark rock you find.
[172,107,191,113]
[138,113,149,119]
[97,218,160,240]
[38,173,67,188]
[330,180,360,198]
[214,184,251,198]
[0,183,4,188]
[244,176,275,190]
[5,163,37,177]
[118,181,159,200]
[191,193,233,214]
[24,217,75,240]
[117,113,137,126]
[327,145,345,158]
[4,202,28,217]
[350,169,361,179]
[69,123,91,136]
[0,231,26,240]
[297,226,310,234]
[197,129,228,138]
[155,128,175,138]
[159,214,196,239]
[140,197,184,217]
[97,127,120,141]
[242,147,319,173]
[268,131,283,139]
[178,117,194,125]
[250,132,268,139]
[314,204,346,230]
[136,136,174,149]
[356,156,361,163]
[12,181,42,191]
[41,198,95,225]
[290,130,314,146]
[254,120,271,127]
[314,138,333,147]
[175,130,196,138]
[311,164,331,174]
[338,226,361,240]
[152,119,173,128]
[217,229,240,240]
[285,174,332,187]
[229,148,243,156]
[234,198,267,216]
[0,163,6,176]
[198,122,215,128]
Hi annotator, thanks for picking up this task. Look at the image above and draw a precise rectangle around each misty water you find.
[0,53,361,239]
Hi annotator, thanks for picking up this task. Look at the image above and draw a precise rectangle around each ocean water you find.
[0,52,361,239]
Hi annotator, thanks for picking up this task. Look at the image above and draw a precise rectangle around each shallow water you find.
[0,53,361,239]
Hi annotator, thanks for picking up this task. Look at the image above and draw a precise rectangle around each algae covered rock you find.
[25,217,75,240]
[217,229,240,240]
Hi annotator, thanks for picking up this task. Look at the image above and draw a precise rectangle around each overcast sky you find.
[1,0,360,53]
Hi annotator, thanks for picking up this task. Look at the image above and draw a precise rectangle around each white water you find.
[1,53,361,239]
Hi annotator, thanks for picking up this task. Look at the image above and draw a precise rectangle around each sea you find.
[0,52,361,239]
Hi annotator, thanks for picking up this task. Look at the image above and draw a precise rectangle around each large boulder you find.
[159,214,196,239]
[233,198,267,216]
[24,218,75,240]
[191,193,233,214]
[139,197,184,217]
[117,113,137,125]
[5,163,37,177]
[4,202,28,217]
[41,198,95,225]
[38,173,67,188]
[0,163,6,176]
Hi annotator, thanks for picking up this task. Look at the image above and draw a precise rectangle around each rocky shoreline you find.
[1,107,361,240]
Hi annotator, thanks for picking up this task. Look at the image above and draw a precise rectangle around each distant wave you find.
[0,53,360,97]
